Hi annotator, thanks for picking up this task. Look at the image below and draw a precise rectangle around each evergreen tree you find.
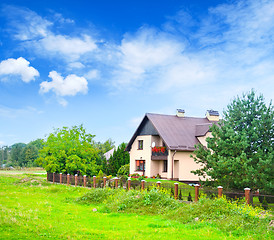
[192,90,274,193]
[107,142,129,175]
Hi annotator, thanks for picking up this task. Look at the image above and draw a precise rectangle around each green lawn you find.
[0,171,272,240]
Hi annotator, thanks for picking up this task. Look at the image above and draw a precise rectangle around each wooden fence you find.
[47,172,273,208]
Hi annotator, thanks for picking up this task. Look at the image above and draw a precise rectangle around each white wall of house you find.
[129,134,208,181]
[197,132,212,146]
[129,135,152,176]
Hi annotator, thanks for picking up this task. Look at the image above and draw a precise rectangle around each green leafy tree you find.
[28,139,45,151]
[22,144,39,167]
[192,90,274,193]
[36,125,100,175]
[117,163,130,176]
[94,139,115,167]
[107,143,129,175]
[10,143,26,166]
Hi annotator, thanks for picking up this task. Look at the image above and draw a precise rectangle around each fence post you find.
[218,186,223,198]
[157,181,161,188]
[67,174,70,185]
[174,183,179,200]
[127,177,131,190]
[244,188,251,204]
[194,184,199,202]
[59,173,62,184]
[93,176,96,188]
[75,174,78,187]
[114,177,118,188]
[141,180,145,190]
[103,177,107,187]
[47,172,49,182]
[53,173,55,184]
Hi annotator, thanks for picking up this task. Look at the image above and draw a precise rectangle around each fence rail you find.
[46,172,274,208]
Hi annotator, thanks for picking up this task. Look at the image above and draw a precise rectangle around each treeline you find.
[0,139,44,168]
[0,125,129,177]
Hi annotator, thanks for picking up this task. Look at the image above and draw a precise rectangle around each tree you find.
[192,90,274,193]
[36,125,100,176]
[94,139,115,166]
[10,143,26,166]
[22,144,39,167]
[107,142,129,175]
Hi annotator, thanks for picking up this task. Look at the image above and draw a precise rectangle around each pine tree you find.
[192,90,274,193]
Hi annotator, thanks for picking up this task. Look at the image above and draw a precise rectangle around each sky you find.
[0,0,273,147]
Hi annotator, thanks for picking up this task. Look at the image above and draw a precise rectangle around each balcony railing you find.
[151,146,168,157]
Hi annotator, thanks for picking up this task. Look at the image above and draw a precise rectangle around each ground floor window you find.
[136,160,145,171]
[163,160,167,172]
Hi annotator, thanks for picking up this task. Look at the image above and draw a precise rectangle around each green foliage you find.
[10,143,26,166]
[192,90,274,193]
[36,125,100,175]
[21,145,39,167]
[1,139,44,168]
[179,189,182,200]
[107,142,129,175]
[117,163,129,176]
[94,139,115,168]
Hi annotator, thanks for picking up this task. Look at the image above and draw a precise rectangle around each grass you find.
[0,170,273,239]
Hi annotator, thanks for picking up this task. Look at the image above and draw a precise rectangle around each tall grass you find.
[0,172,273,240]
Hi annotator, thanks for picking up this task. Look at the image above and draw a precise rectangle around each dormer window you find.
[138,140,143,150]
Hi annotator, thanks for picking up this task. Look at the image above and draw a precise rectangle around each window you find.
[136,160,145,171]
[163,160,168,172]
[138,140,143,150]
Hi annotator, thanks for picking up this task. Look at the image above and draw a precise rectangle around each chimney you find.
[176,109,185,117]
[206,110,219,121]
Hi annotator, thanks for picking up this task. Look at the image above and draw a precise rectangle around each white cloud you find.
[0,57,39,82]
[3,5,52,41]
[110,28,214,91]
[84,69,99,80]
[108,0,274,97]
[3,6,97,61]
[67,62,85,69]
[39,34,97,60]
[40,71,88,97]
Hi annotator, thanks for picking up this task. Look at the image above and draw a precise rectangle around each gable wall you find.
[129,135,152,176]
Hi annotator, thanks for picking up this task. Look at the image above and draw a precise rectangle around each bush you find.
[77,188,271,237]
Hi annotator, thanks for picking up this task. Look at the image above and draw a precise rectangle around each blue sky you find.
[0,0,273,146]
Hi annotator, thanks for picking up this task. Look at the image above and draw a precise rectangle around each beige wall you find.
[172,151,205,181]
[129,133,209,181]
[129,135,152,176]
[197,132,212,146]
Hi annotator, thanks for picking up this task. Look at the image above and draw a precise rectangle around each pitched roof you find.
[104,148,115,160]
[126,113,215,152]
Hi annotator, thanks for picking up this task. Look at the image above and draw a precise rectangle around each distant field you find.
[0,167,46,174]
[0,171,272,240]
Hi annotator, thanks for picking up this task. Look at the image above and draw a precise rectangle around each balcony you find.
[151,146,168,160]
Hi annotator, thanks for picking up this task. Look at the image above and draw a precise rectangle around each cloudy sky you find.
[0,0,273,146]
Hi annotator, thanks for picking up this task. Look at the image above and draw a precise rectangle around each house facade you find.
[126,110,219,182]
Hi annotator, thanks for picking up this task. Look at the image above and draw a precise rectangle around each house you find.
[103,148,115,164]
[125,109,219,182]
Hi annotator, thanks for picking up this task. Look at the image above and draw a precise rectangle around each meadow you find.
[0,170,273,240]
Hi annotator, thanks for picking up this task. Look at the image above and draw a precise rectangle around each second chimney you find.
[176,109,185,117]
[206,110,219,121]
